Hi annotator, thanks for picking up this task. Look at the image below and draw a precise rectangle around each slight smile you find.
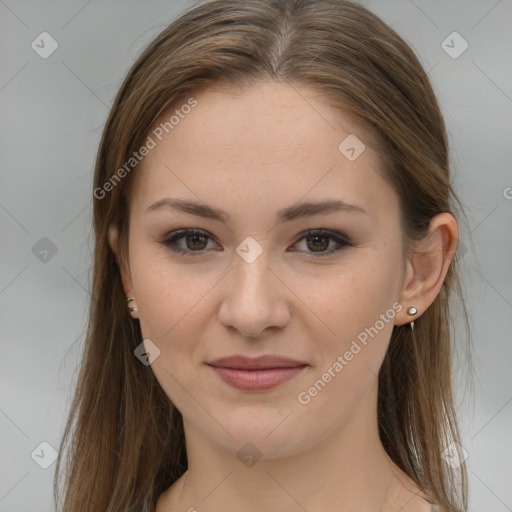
[207,355,310,391]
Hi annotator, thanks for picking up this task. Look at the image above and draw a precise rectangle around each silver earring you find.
[127,297,138,313]
[406,306,418,330]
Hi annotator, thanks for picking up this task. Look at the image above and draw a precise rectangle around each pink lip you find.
[207,355,309,391]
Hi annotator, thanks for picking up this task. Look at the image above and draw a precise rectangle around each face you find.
[115,80,407,459]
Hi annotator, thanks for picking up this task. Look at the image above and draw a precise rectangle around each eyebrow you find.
[145,197,368,223]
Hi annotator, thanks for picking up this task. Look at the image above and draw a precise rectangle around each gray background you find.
[1,0,511,510]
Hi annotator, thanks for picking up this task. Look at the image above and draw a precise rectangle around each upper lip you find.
[207,355,308,370]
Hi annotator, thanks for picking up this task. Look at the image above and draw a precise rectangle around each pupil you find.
[188,235,206,250]
[184,234,330,252]
[308,235,328,252]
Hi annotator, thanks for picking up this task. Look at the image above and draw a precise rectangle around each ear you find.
[395,213,459,326]
[107,223,133,296]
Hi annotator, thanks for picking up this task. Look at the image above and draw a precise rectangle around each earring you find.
[406,306,418,330]
[127,297,138,314]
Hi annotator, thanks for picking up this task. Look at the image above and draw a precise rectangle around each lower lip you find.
[209,365,308,391]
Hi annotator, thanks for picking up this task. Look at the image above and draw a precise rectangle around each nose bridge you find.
[233,244,275,309]
[218,242,288,337]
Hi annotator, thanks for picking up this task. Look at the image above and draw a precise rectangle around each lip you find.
[208,354,308,370]
[207,355,309,391]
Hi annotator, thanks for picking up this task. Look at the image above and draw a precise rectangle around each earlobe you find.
[395,213,459,327]
[395,257,421,327]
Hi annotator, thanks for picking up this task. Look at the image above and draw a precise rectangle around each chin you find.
[205,411,313,459]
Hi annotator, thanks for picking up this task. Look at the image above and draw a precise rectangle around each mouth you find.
[206,355,309,391]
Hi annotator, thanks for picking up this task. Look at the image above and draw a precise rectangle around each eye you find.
[290,229,352,257]
[160,228,352,257]
[160,229,219,256]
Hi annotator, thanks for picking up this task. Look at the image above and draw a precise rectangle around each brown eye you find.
[305,234,330,252]
[160,228,352,258]
[291,230,352,257]
[184,233,208,250]
[161,229,218,256]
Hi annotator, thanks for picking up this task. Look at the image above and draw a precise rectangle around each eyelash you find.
[159,228,352,258]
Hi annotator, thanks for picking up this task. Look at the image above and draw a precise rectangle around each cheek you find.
[306,247,402,378]
[130,250,210,407]
[313,252,400,333]
[128,242,204,347]
[296,265,400,423]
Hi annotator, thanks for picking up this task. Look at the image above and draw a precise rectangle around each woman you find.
[54,0,470,510]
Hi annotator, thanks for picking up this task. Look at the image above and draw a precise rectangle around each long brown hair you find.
[54,1,471,510]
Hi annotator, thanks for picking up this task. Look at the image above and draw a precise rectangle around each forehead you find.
[130,80,398,223]
[153,80,379,152]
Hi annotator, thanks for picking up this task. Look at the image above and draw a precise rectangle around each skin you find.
[108,80,458,511]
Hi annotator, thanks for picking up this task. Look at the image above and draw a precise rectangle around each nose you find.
[217,248,290,338]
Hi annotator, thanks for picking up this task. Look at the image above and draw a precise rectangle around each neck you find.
[160,383,429,512]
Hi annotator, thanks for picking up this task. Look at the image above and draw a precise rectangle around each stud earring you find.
[406,306,418,330]
[127,297,138,314]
